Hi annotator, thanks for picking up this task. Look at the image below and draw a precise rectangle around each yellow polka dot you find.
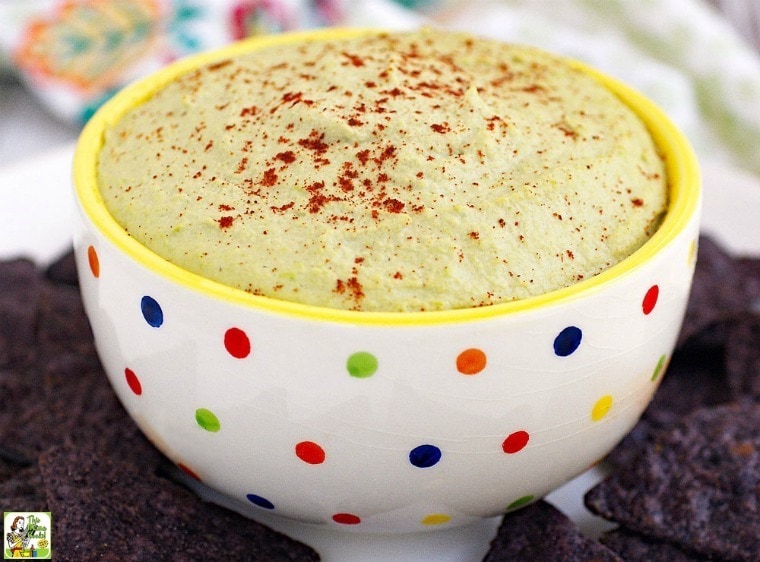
[591,395,613,421]
[688,238,698,266]
[421,513,451,526]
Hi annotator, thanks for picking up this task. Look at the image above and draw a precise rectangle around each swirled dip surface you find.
[98,30,667,312]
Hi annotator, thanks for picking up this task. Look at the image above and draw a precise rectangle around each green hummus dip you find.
[98,29,667,312]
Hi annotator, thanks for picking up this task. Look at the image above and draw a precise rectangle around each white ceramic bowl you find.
[72,28,701,534]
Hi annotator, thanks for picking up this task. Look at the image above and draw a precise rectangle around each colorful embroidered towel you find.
[431,0,760,174]
[0,0,427,124]
[1,0,759,175]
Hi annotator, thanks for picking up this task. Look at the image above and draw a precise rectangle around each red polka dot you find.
[178,463,201,481]
[456,348,487,375]
[642,284,659,315]
[332,513,361,525]
[502,430,530,454]
[224,327,251,358]
[295,441,326,464]
[87,245,100,278]
[124,368,142,396]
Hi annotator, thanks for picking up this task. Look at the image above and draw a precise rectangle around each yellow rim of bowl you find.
[73,27,701,326]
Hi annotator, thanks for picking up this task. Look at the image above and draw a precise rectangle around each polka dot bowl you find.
[72,29,701,534]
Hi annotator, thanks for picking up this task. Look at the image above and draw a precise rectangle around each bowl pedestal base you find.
[188,479,501,561]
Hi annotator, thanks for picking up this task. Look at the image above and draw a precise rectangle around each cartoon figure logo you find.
[3,512,51,559]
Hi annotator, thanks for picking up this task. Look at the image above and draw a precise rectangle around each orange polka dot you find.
[456,348,486,375]
[87,245,100,278]
[178,463,201,481]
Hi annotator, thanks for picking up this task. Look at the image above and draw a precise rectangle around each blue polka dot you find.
[141,295,164,328]
[246,493,275,510]
[554,326,582,356]
[409,444,442,468]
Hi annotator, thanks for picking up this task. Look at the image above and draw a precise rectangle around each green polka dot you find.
[195,408,220,432]
[346,351,378,378]
[651,354,667,381]
[506,495,535,511]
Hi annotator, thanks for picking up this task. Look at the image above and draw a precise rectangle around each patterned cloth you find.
[432,0,760,175]
[1,0,759,175]
[0,0,427,123]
